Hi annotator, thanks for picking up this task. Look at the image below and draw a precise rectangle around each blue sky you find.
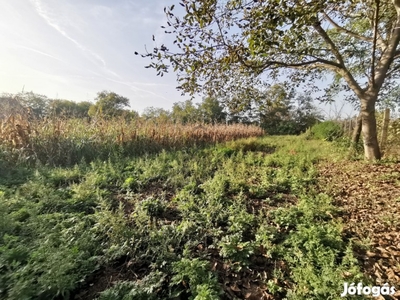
[0,0,356,117]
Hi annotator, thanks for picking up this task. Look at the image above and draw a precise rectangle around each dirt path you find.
[318,161,400,298]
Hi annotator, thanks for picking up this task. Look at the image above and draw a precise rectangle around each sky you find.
[0,0,356,117]
[0,0,187,113]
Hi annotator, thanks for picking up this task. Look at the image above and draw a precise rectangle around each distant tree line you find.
[142,84,323,134]
[1,84,323,135]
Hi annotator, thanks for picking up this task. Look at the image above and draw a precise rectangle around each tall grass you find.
[0,115,265,166]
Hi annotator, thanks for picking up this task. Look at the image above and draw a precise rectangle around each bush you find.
[310,121,343,141]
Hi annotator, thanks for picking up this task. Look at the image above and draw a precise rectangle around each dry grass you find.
[0,115,265,166]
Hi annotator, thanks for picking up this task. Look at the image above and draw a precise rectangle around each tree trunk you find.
[351,114,362,144]
[380,108,390,150]
[360,99,381,160]
[347,113,362,158]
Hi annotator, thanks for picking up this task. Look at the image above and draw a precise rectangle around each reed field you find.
[0,115,264,166]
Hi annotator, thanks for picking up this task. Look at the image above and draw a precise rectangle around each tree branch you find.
[262,59,340,70]
[313,21,345,65]
[394,49,400,59]
[313,21,365,98]
[323,13,371,43]
[323,11,387,51]
[372,0,400,91]
[233,50,342,73]
[371,0,380,86]
[385,62,400,77]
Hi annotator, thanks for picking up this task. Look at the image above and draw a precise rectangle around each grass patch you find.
[0,135,366,299]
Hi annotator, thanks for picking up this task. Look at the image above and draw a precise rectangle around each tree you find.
[49,99,91,118]
[141,106,171,123]
[171,100,200,123]
[255,84,322,134]
[140,0,400,160]
[13,91,49,118]
[88,91,130,118]
[0,94,28,119]
[292,94,324,133]
[198,96,226,123]
[123,110,140,121]
[257,84,294,134]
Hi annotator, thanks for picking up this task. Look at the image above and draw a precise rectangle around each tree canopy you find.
[171,100,199,123]
[141,106,171,123]
[88,91,130,118]
[170,97,226,124]
[141,0,400,159]
[12,92,49,118]
[49,99,91,118]
[198,96,226,124]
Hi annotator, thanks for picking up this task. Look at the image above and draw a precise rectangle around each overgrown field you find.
[0,132,399,299]
[0,116,264,166]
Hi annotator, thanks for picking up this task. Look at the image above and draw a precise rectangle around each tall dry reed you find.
[0,115,265,166]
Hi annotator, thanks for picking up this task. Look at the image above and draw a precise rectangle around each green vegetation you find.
[49,99,92,119]
[88,91,135,119]
[1,85,322,133]
[0,134,369,300]
[309,121,344,142]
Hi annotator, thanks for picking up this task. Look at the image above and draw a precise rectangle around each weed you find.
[171,258,222,299]
[310,121,344,141]
[0,135,368,299]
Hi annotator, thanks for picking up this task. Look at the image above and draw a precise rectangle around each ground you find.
[1,135,399,300]
[318,161,400,298]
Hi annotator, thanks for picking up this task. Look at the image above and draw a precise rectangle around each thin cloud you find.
[129,81,173,87]
[29,0,106,67]
[104,69,122,79]
[10,45,119,84]
[106,77,170,101]
[11,44,66,63]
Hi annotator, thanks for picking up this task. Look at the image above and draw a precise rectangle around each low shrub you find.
[310,121,343,141]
